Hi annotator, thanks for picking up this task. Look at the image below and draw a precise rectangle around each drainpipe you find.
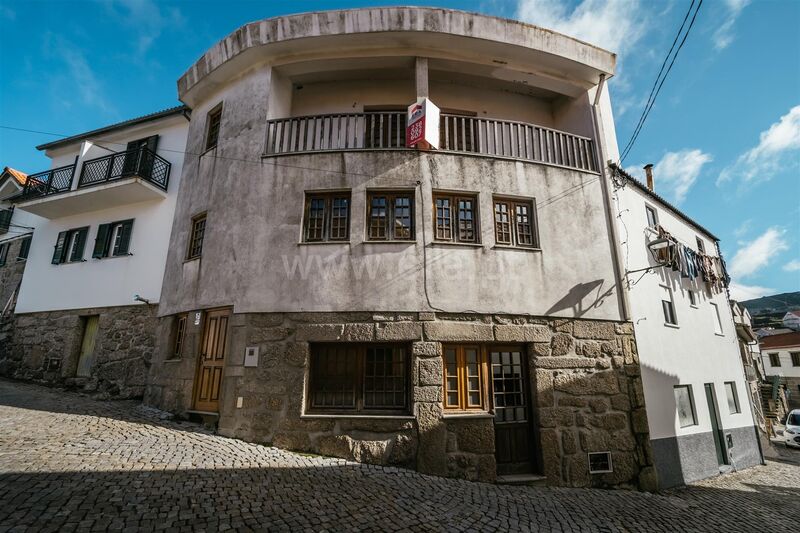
[590,74,631,321]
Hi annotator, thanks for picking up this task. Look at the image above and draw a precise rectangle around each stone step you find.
[496,473,548,487]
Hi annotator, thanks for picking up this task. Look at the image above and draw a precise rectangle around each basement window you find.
[588,452,613,474]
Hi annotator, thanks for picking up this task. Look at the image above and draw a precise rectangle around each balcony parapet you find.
[264,112,598,173]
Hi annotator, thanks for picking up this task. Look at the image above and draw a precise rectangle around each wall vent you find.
[588,452,613,474]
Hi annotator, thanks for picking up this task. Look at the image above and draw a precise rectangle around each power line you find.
[618,0,703,163]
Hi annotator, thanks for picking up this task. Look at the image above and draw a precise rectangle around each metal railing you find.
[264,112,597,172]
[20,164,76,198]
[79,147,171,191]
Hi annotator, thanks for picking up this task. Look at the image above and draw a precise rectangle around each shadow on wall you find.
[545,280,609,316]
[639,364,683,489]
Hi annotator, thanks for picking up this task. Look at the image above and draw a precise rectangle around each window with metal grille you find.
[308,344,408,413]
[303,192,351,242]
[443,345,486,410]
[433,192,479,243]
[493,197,538,248]
[187,214,206,260]
[173,315,187,359]
[367,191,414,241]
[205,104,223,151]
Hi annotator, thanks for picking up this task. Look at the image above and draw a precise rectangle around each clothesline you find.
[653,225,730,292]
[643,226,713,256]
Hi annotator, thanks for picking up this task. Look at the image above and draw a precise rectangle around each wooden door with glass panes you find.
[491,346,534,475]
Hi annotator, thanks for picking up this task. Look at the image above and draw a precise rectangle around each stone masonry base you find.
[0,305,158,399]
[146,311,658,490]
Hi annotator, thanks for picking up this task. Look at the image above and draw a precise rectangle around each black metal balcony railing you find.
[264,112,598,172]
[79,147,171,191]
[21,164,77,198]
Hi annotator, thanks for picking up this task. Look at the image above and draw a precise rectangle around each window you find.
[308,344,408,413]
[674,385,697,427]
[434,192,479,243]
[303,192,351,242]
[696,237,706,254]
[791,352,800,367]
[172,315,187,359]
[0,242,8,266]
[443,345,486,410]
[769,353,781,367]
[493,197,538,248]
[645,205,658,228]
[724,382,741,414]
[17,236,31,261]
[661,285,677,326]
[92,220,134,259]
[366,191,414,241]
[688,290,697,307]
[205,104,223,151]
[52,227,89,264]
[710,302,723,335]
[187,214,206,260]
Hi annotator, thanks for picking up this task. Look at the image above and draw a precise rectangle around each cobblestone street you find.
[0,379,797,532]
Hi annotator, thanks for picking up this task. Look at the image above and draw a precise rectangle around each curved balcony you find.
[264,112,598,173]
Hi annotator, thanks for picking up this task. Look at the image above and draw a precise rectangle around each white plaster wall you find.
[0,182,43,246]
[762,346,800,378]
[15,118,188,313]
[616,184,755,440]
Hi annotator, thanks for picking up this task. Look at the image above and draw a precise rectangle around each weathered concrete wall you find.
[146,311,656,490]
[0,305,157,399]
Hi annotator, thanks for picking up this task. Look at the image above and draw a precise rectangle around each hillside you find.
[740,291,800,315]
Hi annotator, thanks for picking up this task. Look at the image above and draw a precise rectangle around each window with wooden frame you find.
[92,219,134,259]
[205,104,223,151]
[172,315,187,359]
[792,352,800,367]
[443,345,487,411]
[769,353,781,367]
[308,344,408,413]
[433,192,479,243]
[366,190,414,241]
[52,227,89,265]
[493,197,538,248]
[303,192,351,242]
[187,214,206,260]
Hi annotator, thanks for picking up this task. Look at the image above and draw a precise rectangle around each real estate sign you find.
[406,98,440,150]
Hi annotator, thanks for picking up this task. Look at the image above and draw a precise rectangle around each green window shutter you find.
[17,236,31,260]
[70,228,88,262]
[52,231,67,264]
[93,224,112,258]
[113,220,134,256]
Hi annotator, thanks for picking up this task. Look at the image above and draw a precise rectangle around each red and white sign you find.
[406,98,440,150]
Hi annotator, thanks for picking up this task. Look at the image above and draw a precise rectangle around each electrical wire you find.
[618,0,704,163]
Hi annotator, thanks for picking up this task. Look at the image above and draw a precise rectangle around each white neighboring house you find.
[7,106,189,397]
[611,163,762,489]
[759,331,800,411]
[782,310,800,331]
[0,168,46,313]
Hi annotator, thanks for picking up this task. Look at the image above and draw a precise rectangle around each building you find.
[730,300,766,432]
[610,163,762,489]
[756,327,793,338]
[144,7,659,489]
[782,310,800,331]
[1,106,189,397]
[760,331,800,410]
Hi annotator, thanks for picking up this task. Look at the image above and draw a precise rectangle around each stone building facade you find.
[147,311,656,489]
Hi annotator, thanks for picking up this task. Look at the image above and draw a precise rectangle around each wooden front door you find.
[192,309,230,412]
[491,346,534,475]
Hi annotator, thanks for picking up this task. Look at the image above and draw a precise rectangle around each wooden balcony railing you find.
[20,164,77,198]
[79,147,171,191]
[264,112,597,172]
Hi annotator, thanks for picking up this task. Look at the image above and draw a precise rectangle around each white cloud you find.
[713,0,751,50]
[718,105,800,186]
[733,219,752,239]
[515,0,645,57]
[729,226,789,279]
[729,281,775,301]
[626,150,712,204]
[44,34,113,114]
[108,0,184,55]
[783,259,800,272]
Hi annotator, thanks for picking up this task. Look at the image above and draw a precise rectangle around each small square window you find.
[187,214,207,260]
[303,192,351,242]
[724,381,740,414]
[696,237,706,254]
[674,385,697,427]
[205,104,223,151]
[645,205,658,228]
[434,192,479,244]
[769,353,781,367]
[661,286,677,326]
[588,452,613,474]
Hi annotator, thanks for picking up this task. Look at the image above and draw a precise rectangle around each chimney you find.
[644,164,654,191]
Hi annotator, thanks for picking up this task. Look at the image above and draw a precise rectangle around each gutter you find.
[590,74,631,321]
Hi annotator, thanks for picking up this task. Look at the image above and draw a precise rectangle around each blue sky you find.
[1,0,798,300]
